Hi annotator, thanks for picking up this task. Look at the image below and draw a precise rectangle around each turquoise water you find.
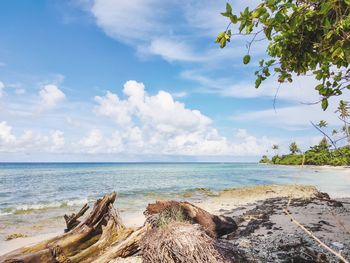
[0,162,349,240]
[1,162,350,215]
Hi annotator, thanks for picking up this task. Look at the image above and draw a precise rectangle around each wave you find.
[0,198,89,216]
[0,188,220,217]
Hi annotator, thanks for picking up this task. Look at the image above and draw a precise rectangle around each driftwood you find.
[0,192,144,263]
[145,200,237,238]
[0,195,237,263]
[64,203,89,232]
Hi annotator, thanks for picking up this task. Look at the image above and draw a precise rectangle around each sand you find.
[0,231,60,256]
[199,184,320,214]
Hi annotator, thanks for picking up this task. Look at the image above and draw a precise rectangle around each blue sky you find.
[0,0,346,162]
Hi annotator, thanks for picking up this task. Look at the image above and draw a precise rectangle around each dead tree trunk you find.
[64,203,89,232]
[0,192,144,263]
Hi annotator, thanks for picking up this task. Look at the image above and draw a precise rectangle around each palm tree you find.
[289,142,300,154]
[318,137,330,151]
[272,144,279,156]
[317,120,328,128]
[336,100,350,143]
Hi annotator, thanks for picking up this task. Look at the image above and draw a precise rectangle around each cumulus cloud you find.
[88,80,274,156]
[0,79,276,157]
[94,91,133,126]
[95,80,211,132]
[38,84,66,111]
[0,121,16,144]
[80,129,103,148]
[0,121,66,153]
[51,130,65,150]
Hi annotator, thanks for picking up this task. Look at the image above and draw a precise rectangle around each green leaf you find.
[263,67,270,77]
[221,12,230,17]
[264,26,272,40]
[230,15,238,24]
[259,59,264,67]
[215,32,225,43]
[220,37,227,48]
[243,54,251,64]
[216,0,349,110]
[226,3,232,14]
[322,98,329,111]
[315,84,324,91]
[255,75,263,88]
[266,59,276,66]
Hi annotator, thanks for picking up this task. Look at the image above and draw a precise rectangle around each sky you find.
[0,0,347,162]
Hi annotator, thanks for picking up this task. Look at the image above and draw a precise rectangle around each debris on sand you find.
[141,222,229,263]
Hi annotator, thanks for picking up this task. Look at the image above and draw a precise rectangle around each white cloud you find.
[91,0,165,43]
[0,79,277,157]
[87,0,265,63]
[181,70,327,104]
[89,80,274,156]
[142,38,203,62]
[80,129,103,148]
[171,91,188,98]
[51,130,65,150]
[0,121,16,144]
[94,91,132,127]
[231,129,274,156]
[38,84,66,111]
[0,121,66,153]
[95,80,211,132]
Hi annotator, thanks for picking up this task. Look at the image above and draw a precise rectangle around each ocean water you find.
[0,162,349,241]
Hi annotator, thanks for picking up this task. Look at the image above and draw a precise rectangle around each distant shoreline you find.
[261,163,350,169]
[0,161,258,164]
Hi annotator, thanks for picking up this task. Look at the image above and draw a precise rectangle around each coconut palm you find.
[289,142,300,154]
[272,144,279,156]
[336,100,350,143]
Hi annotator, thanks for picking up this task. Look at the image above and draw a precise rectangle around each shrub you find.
[259,155,271,164]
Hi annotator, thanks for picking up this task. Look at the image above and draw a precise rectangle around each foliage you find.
[276,154,304,165]
[272,144,279,150]
[289,142,300,154]
[217,0,350,110]
[271,155,281,164]
[259,155,272,163]
[312,137,331,152]
[264,138,350,166]
[312,100,350,148]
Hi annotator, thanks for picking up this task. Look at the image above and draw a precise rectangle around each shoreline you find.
[261,163,350,169]
[1,183,346,256]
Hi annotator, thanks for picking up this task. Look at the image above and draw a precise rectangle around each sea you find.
[0,162,349,244]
